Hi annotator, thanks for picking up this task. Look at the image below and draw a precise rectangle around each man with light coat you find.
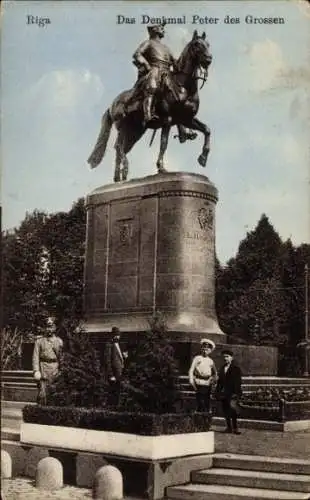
[189,338,217,413]
[32,317,63,405]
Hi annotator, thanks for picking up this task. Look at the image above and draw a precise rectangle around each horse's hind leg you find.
[121,123,146,180]
[156,124,171,173]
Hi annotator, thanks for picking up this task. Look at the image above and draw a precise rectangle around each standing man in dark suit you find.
[104,326,127,407]
[216,350,242,434]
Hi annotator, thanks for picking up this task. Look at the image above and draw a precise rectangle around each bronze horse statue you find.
[88,30,212,182]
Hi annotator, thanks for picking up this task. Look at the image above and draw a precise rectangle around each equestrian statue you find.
[87,23,213,182]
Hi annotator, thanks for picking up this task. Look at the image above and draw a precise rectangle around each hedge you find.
[242,387,310,403]
[23,405,211,435]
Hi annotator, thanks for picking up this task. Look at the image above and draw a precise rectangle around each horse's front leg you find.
[122,156,129,181]
[114,133,123,182]
[187,117,211,167]
[156,124,171,173]
[114,149,122,183]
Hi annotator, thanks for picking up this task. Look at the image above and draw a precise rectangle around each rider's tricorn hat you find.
[147,21,166,34]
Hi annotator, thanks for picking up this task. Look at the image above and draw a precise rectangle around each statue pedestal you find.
[83,171,225,343]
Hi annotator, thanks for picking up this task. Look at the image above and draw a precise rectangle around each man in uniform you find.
[32,317,63,405]
[131,22,180,126]
[189,339,217,413]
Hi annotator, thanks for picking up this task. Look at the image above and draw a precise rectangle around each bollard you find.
[36,456,63,490]
[25,447,49,478]
[92,465,123,500]
[1,450,12,478]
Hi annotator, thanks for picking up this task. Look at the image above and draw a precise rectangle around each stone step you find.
[192,468,310,493]
[179,376,310,385]
[1,400,35,409]
[1,408,23,419]
[1,407,23,430]
[2,375,34,384]
[2,370,32,377]
[2,381,36,387]
[1,416,22,430]
[212,454,310,475]
[1,384,37,402]
[1,427,20,441]
[167,483,310,500]
[180,384,310,392]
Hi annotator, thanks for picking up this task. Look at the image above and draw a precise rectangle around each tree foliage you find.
[2,199,86,336]
[216,214,310,373]
[120,313,183,413]
[48,321,108,408]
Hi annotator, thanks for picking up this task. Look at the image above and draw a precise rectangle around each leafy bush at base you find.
[47,325,109,408]
[119,313,183,414]
[23,405,211,435]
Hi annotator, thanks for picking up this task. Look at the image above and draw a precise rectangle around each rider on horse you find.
[129,22,182,126]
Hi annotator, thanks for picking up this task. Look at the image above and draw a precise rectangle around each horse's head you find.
[177,31,212,89]
[189,30,213,71]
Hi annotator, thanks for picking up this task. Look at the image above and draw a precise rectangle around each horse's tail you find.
[87,108,113,169]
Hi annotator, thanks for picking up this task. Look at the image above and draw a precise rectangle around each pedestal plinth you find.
[84,171,225,342]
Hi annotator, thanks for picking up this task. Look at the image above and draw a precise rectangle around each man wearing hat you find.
[104,326,128,407]
[188,338,217,413]
[32,316,63,405]
[216,350,242,434]
[131,22,180,126]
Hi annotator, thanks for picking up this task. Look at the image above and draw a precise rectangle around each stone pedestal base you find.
[83,172,225,342]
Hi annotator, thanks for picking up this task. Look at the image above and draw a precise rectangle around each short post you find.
[279,398,286,422]
[36,457,63,490]
[92,465,123,500]
[1,450,12,478]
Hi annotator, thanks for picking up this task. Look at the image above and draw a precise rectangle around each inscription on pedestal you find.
[156,194,215,316]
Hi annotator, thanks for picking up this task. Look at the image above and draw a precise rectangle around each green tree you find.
[48,321,108,408]
[2,199,86,336]
[216,214,285,345]
[120,313,183,413]
[234,214,283,287]
[43,198,86,324]
[2,210,49,335]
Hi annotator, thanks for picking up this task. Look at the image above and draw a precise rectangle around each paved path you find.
[1,478,91,499]
[2,429,310,499]
[214,427,310,459]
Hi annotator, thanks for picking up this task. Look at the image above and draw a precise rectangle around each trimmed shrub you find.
[22,405,211,435]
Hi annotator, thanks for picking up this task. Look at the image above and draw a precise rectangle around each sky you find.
[1,0,310,264]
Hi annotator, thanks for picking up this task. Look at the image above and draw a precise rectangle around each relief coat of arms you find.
[198,205,214,230]
[119,221,133,243]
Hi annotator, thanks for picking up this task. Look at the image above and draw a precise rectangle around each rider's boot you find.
[178,125,187,143]
[143,95,158,127]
